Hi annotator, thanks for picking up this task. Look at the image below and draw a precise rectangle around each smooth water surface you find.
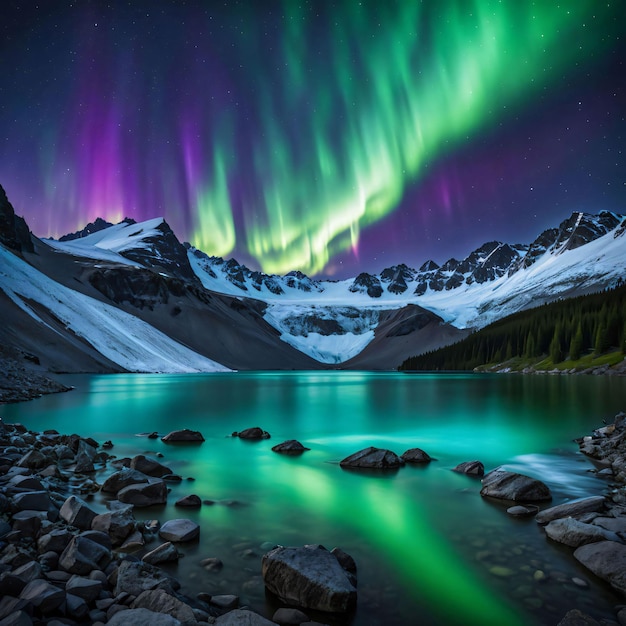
[4,372,625,625]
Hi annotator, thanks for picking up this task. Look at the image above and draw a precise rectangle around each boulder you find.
[159,519,200,542]
[210,595,239,610]
[272,607,311,625]
[66,575,103,602]
[452,461,484,476]
[545,517,621,547]
[161,429,205,443]
[340,446,404,469]
[131,589,196,624]
[91,506,136,546]
[130,455,172,478]
[101,468,151,494]
[117,478,167,507]
[58,535,111,575]
[214,609,276,625]
[0,610,33,626]
[12,561,42,583]
[271,440,310,454]
[65,592,90,620]
[400,448,433,464]
[107,607,182,626]
[11,491,52,513]
[480,469,552,502]
[236,427,270,440]
[535,496,606,525]
[15,449,47,469]
[175,495,201,508]
[574,540,626,595]
[19,579,65,612]
[142,542,179,565]
[114,560,180,597]
[59,495,98,530]
[556,609,601,625]
[262,544,357,613]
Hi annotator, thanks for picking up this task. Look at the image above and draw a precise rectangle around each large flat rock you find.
[480,469,552,502]
[535,496,606,525]
[574,540,626,596]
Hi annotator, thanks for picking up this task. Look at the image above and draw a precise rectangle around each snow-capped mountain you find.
[1,179,624,372]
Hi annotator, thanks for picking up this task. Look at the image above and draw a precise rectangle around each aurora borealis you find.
[1,1,624,277]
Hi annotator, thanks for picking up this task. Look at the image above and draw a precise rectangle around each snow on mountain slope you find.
[46,218,165,266]
[0,245,230,373]
[416,220,626,328]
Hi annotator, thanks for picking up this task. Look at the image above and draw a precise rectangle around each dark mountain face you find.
[118,220,198,282]
[349,273,383,298]
[0,184,33,253]
[58,217,117,241]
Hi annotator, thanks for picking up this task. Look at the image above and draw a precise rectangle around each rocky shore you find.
[0,421,355,626]
[2,411,626,625]
[0,348,72,404]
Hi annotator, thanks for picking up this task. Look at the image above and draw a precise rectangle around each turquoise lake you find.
[3,372,625,625]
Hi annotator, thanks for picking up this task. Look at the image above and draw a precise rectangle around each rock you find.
[535,496,606,525]
[130,455,172,478]
[272,440,310,454]
[593,516,626,534]
[91,507,136,546]
[236,427,270,440]
[15,449,47,469]
[339,446,404,469]
[65,592,90,620]
[119,529,145,551]
[159,519,200,542]
[11,510,46,537]
[59,495,98,530]
[175,495,201,508]
[272,607,310,624]
[11,490,52,512]
[8,475,43,491]
[161,429,205,443]
[506,505,538,517]
[480,469,552,502]
[118,478,167,507]
[214,609,276,625]
[12,561,42,583]
[556,609,602,625]
[545,517,621,547]
[574,540,626,595]
[107,607,182,625]
[114,560,180,597]
[132,589,196,625]
[19,579,65,612]
[0,610,33,626]
[400,448,433,464]
[452,461,484,476]
[36,528,71,555]
[58,535,111,575]
[101,468,151,494]
[200,557,223,571]
[210,594,239,610]
[142,542,179,565]
[66,574,102,602]
[262,544,357,613]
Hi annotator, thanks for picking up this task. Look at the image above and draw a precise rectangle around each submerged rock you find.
[236,427,270,440]
[480,469,552,502]
[452,460,484,476]
[339,446,404,469]
[262,544,357,613]
[158,519,200,542]
[161,429,205,443]
[400,448,433,464]
[271,440,310,454]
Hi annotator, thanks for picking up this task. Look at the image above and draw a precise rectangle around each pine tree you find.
[594,324,608,355]
[569,324,583,361]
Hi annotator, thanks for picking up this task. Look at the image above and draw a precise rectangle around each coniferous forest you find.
[399,281,626,371]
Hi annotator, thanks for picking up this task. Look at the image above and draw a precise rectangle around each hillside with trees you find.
[399,282,626,372]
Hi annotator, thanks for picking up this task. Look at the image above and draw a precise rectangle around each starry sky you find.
[0,1,624,277]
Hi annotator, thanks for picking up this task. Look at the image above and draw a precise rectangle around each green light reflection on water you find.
[4,371,626,625]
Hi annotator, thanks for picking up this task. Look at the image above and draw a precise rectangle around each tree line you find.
[399,281,626,371]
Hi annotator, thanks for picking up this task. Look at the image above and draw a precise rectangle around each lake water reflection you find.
[4,372,625,625]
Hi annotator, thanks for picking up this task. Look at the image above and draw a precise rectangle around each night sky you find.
[1,1,624,278]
